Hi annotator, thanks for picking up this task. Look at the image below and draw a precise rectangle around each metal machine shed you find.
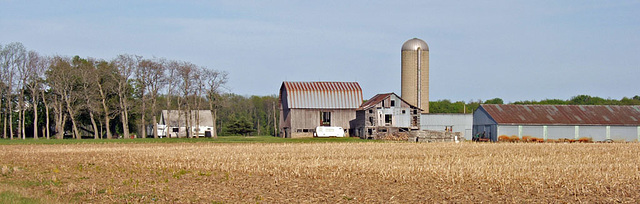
[279,81,363,138]
[473,104,640,142]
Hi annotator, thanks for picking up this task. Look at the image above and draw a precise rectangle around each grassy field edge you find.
[0,136,379,145]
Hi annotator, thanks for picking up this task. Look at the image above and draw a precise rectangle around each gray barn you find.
[352,93,421,139]
[473,104,640,142]
[279,81,363,138]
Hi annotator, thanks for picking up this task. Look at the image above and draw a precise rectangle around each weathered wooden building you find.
[279,81,363,138]
[352,93,421,139]
[158,110,214,138]
[473,104,640,142]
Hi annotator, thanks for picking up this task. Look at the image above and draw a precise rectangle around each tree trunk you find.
[9,96,14,140]
[89,111,99,139]
[98,85,112,139]
[2,113,6,139]
[18,109,23,139]
[152,114,158,139]
[19,92,25,139]
[65,99,81,139]
[53,96,65,139]
[41,90,50,139]
[120,93,130,139]
[152,100,158,139]
[209,101,217,139]
[32,94,38,139]
[141,96,146,138]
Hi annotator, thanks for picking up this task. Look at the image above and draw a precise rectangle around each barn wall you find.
[473,107,497,140]
[579,126,606,141]
[497,125,518,137]
[546,126,575,140]
[289,109,356,138]
[609,126,638,141]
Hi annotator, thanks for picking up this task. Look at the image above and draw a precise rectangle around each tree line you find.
[429,95,640,113]
[0,42,263,139]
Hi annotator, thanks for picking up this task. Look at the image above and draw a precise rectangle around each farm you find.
[1,140,640,203]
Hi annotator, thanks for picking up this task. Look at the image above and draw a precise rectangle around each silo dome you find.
[401,38,429,51]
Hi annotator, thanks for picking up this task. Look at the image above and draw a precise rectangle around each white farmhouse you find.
[158,110,215,138]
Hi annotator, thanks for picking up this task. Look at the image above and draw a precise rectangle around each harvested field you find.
[1,142,640,203]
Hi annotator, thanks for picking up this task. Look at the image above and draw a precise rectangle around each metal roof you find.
[281,81,363,109]
[402,38,429,51]
[480,104,640,125]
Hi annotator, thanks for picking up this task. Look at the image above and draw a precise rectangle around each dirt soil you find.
[1,142,640,203]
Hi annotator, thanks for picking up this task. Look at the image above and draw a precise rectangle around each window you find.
[321,111,331,126]
[413,110,418,114]
[369,109,373,113]
[369,117,374,125]
[382,100,385,107]
[172,128,179,133]
[412,116,418,127]
[385,114,392,126]
[402,110,406,114]
[390,100,395,107]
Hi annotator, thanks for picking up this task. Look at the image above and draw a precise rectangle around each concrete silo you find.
[401,38,429,113]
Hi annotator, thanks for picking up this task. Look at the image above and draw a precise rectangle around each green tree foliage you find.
[226,117,254,136]
[484,98,504,104]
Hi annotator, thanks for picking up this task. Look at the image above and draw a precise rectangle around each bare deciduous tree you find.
[25,51,46,139]
[112,54,139,139]
[47,56,81,139]
[95,60,117,139]
[139,58,166,139]
[202,69,228,139]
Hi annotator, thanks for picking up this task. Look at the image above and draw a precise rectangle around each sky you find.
[1,1,639,103]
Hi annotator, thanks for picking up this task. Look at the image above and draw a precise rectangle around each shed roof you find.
[358,92,421,110]
[280,81,363,109]
[480,104,640,125]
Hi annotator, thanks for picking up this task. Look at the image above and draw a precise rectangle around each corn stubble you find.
[1,142,639,203]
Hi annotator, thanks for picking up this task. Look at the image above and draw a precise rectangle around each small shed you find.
[279,81,363,138]
[473,104,640,142]
[352,93,421,139]
[159,110,214,138]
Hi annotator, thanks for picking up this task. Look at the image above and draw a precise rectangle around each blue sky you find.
[1,1,638,103]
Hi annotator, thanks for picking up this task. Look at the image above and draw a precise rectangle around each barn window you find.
[369,109,373,113]
[369,117,374,125]
[402,110,406,114]
[385,114,392,126]
[172,128,179,133]
[321,111,331,126]
[390,100,396,107]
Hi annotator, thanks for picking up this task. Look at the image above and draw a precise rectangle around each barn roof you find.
[358,92,420,110]
[280,81,363,109]
[479,104,640,125]
[161,110,214,127]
